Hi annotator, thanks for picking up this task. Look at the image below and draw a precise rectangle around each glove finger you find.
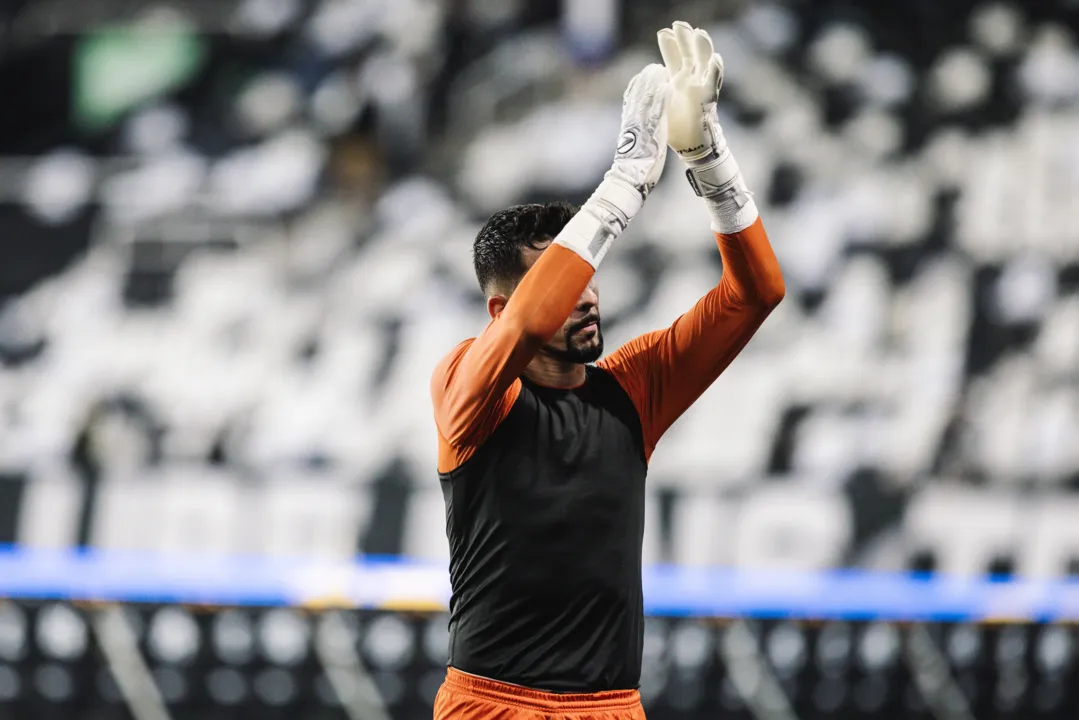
[647,77,669,126]
[622,68,644,106]
[705,53,724,101]
[627,64,663,106]
[692,29,714,79]
[673,22,697,74]
[657,28,682,74]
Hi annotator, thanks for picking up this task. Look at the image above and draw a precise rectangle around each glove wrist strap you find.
[554,175,643,269]
[683,148,759,234]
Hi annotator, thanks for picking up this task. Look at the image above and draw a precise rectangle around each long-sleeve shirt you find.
[430,218,784,692]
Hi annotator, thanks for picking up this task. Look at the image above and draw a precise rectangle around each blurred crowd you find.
[0,0,1078,574]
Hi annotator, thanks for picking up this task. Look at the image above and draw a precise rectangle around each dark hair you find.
[473,202,579,295]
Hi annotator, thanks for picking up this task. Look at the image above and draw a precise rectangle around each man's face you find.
[520,242,604,364]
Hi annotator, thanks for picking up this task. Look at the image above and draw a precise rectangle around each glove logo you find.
[617,130,638,156]
[685,168,703,197]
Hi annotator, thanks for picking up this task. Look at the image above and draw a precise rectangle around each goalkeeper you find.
[431,23,784,720]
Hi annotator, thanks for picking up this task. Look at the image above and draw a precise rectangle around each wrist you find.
[684,148,759,234]
[554,175,643,269]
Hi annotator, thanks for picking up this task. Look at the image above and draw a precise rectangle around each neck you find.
[522,352,587,389]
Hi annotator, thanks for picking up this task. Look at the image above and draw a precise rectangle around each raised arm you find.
[598,22,785,461]
[432,64,672,469]
[598,219,783,459]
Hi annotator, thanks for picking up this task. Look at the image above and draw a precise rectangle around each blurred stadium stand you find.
[0,0,1076,575]
[1,0,1079,716]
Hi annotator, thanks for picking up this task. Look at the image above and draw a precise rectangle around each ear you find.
[487,294,508,320]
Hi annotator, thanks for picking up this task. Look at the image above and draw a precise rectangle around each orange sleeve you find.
[597,217,785,461]
[431,243,595,473]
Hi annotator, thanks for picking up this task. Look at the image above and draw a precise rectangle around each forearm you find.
[433,245,592,445]
[715,218,786,309]
[664,222,782,378]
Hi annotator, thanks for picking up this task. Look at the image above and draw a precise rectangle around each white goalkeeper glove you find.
[658,22,758,233]
[555,64,670,269]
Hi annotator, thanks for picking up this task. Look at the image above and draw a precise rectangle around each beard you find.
[543,325,604,364]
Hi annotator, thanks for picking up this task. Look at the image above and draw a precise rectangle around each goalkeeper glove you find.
[555,64,670,269]
[658,22,759,233]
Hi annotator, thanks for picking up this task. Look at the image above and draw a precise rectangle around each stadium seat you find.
[15,464,83,549]
[668,491,740,567]
[903,485,1022,575]
[1019,496,1079,578]
[733,483,853,571]
[251,473,373,558]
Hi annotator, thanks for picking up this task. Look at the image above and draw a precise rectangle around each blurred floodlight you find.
[930,48,992,113]
[148,607,200,665]
[36,604,88,661]
[858,623,899,671]
[258,609,310,666]
[22,151,94,225]
[996,625,1028,666]
[34,664,73,702]
[670,622,712,670]
[947,624,983,668]
[206,667,248,705]
[1036,625,1074,674]
[254,668,298,705]
[766,622,806,676]
[363,615,414,670]
[315,612,361,664]
[970,3,1024,56]
[213,610,255,664]
[809,23,872,84]
[816,623,851,674]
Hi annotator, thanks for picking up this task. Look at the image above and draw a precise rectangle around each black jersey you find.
[439,368,648,691]
[431,219,784,692]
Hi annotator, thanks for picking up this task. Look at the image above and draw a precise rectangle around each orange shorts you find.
[433,668,646,720]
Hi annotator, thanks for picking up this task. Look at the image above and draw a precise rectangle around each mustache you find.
[568,313,601,334]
